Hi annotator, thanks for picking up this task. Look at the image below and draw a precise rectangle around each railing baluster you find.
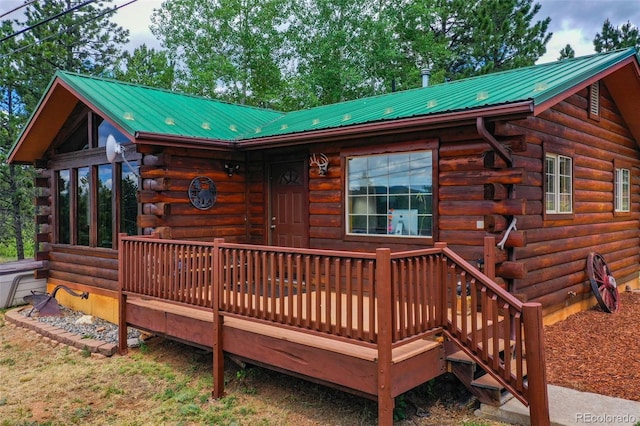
[261,251,268,317]
[334,258,341,335]
[397,260,406,340]
[313,256,321,331]
[491,295,500,371]
[356,260,363,340]
[367,260,375,343]
[502,302,512,382]
[304,255,314,328]
[480,287,489,362]
[345,259,353,338]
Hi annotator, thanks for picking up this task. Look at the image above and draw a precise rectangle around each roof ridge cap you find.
[55,70,284,114]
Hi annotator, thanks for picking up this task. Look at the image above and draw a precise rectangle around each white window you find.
[346,151,433,237]
[546,154,572,214]
[615,168,630,212]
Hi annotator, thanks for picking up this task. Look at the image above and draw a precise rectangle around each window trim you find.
[544,151,574,220]
[614,159,631,216]
[51,146,140,249]
[341,139,438,244]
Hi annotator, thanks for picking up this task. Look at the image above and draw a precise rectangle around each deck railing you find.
[119,235,547,419]
[218,242,379,343]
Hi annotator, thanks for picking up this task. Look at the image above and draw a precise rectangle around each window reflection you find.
[77,167,90,245]
[347,151,433,237]
[97,119,128,148]
[121,161,139,235]
[98,164,113,248]
[58,170,70,244]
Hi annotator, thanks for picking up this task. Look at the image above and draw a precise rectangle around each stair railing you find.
[437,244,549,425]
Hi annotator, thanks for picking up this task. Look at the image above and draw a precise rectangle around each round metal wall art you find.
[188,176,217,210]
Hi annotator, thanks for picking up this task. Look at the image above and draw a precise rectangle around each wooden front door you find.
[270,159,308,247]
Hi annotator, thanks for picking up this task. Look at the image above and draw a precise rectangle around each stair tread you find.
[477,337,515,353]
[471,360,528,390]
[446,349,474,364]
[472,373,503,390]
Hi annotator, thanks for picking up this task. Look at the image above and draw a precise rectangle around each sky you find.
[2,0,640,65]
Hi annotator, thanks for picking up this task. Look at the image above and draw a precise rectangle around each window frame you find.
[614,159,631,215]
[50,113,140,250]
[341,140,438,244]
[544,151,574,219]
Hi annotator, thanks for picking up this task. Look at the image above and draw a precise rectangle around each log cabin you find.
[9,47,640,424]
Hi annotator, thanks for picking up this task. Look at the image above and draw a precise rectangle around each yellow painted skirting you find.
[46,283,119,324]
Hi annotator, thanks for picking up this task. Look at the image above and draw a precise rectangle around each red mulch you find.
[544,291,640,402]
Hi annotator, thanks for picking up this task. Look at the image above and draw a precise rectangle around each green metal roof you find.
[56,71,284,141]
[20,47,640,149]
[246,48,638,139]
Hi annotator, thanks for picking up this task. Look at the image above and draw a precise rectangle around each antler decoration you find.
[309,153,329,176]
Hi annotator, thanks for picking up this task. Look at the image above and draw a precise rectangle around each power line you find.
[0,1,38,20]
[1,0,98,44]
[1,0,139,60]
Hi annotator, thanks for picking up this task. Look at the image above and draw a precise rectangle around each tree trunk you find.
[6,87,26,260]
[9,165,25,260]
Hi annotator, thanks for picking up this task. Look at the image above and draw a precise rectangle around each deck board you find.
[125,294,441,363]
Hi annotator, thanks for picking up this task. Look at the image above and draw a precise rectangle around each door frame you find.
[266,151,310,247]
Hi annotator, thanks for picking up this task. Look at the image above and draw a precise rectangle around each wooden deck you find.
[118,236,550,425]
[124,294,445,399]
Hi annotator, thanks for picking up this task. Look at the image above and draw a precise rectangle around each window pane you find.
[347,151,432,237]
[545,156,556,212]
[559,157,572,213]
[546,154,572,214]
[622,169,630,211]
[57,170,70,244]
[98,119,128,148]
[98,164,113,248]
[616,168,630,212]
[77,167,90,246]
[121,161,139,235]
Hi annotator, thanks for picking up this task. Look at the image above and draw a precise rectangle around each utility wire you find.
[1,0,138,59]
[1,0,98,44]
[0,1,38,20]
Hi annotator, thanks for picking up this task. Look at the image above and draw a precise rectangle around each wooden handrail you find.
[119,236,548,421]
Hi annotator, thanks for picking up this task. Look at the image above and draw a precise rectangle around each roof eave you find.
[134,131,236,151]
[238,101,535,149]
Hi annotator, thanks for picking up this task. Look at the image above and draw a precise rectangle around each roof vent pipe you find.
[421,68,431,87]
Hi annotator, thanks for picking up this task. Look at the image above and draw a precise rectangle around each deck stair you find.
[445,339,525,407]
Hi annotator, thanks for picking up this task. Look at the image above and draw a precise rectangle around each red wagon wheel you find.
[586,252,620,313]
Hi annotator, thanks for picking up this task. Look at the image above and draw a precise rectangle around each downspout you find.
[476,117,513,169]
[477,116,518,288]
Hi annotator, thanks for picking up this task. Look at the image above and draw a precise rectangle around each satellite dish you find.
[105,134,124,163]
[105,134,140,179]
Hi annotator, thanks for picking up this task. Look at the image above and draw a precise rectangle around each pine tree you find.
[558,44,575,60]
[0,1,128,258]
[594,19,640,52]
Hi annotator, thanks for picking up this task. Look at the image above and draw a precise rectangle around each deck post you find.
[434,243,448,327]
[522,302,550,426]
[375,248,394,426]
[483,236,496,280]
[117,233,128,356]
[212,238,225,398]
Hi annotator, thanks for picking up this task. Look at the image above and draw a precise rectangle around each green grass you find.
[0,240,36,263]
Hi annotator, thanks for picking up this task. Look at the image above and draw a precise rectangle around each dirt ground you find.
[544,290,640,402]
[1,292,637,425]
